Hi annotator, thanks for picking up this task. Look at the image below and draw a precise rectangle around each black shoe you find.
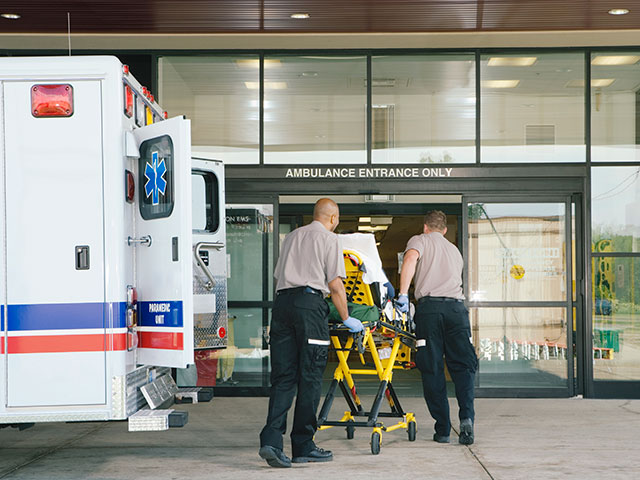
[292,447,333,463]
[459,418,474,445]
[433,433,450,443]
[259,445,292,468]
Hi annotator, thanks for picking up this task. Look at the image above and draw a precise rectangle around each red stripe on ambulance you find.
[138,331,184,350]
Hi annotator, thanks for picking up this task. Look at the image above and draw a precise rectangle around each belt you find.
[277,286,323,297]
[418,296,464,304]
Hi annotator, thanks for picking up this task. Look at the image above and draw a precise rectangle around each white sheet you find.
[339,233,389,285]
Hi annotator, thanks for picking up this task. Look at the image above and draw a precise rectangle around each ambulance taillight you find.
[127,285,138,306]
[125,170,135,202]
[31,84,73,117]
[124,85,134,118]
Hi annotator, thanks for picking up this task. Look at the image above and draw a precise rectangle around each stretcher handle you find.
[194,241,224,290]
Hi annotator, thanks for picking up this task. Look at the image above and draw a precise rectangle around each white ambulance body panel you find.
[0,56,206,425]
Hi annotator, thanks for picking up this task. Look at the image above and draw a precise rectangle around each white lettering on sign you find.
[149,303,171,313]
[155,315,165,325]
[284,167,454,179]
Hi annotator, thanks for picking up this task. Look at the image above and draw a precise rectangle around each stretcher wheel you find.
[407,421,417,441]
[346,422,355,439]
[371,432,381,455]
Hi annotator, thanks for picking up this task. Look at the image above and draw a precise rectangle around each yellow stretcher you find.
[317,250,417,455]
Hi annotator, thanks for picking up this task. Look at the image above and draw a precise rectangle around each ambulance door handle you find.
[127,235,152,247]
[75,245,90,270]
[194,242,223,290]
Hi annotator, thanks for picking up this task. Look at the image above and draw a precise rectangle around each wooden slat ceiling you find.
[0,1,639,34]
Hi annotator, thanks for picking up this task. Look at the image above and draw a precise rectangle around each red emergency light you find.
[123,64,130,75]
[124,85,134,118]
[31,84,73,117]
[163,111,168,119]
[125,170,135,203]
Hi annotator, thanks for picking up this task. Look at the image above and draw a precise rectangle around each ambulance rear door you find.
[191,158,228,350]
[133,116,193,368]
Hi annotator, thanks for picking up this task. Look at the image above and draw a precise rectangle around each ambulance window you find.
[138,135,174,219]
[191,170,220,233]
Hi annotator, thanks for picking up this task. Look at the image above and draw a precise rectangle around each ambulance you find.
[0,56,227,426]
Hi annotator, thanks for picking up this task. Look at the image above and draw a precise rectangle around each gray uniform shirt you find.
[405,232,464,300]
[275,220,346,296]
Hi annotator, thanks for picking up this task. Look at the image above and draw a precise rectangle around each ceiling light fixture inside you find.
[608,8,630,15]
[291,13,310,19]
[1,13,20,19]
[244,81,287,90]
[487,57,538,67]
[235,59,281,68]
[565,79,616,88]
[482,80,520,89]
[592,55,640,65]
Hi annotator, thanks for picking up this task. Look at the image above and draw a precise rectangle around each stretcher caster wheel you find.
[346,422,355,439]
[408,420,417,441]
[371,431,381,455]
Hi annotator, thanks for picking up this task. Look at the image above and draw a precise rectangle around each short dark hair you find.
[424,210,447,231]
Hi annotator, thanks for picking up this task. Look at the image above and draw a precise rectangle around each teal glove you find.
[343,316,364,333]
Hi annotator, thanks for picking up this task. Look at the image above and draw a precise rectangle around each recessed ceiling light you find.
[358,225,388,232]
[487,57,537,67]
[300,71,318,77]
[608,8,629,15]
[244,81,287,90]
[1,13,20,19]
[359,217,371,223]
[290,13,310,19]
[482,80,520,88]
[235,59,281,68]
[592,55,640,65]
[565,79,616,88]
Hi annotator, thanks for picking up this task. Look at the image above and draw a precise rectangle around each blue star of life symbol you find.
[144,151,167,206]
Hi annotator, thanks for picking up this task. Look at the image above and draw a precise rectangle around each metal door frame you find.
[462,194,576,397]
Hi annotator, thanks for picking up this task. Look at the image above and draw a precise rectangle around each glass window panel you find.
[192,174,207,230]
[176,307,267,388]
[472,307,568,388]
[480,53,585,163]
[264,55,366,164]
[468,203,566,302]
[592,257,640,380]
[592,166,640,252]
[591,52,640,162]
[371,55,475,164]
[226,204,274,301]
[158,56,259,165]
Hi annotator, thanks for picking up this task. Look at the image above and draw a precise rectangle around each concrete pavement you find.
[1,396,639,479]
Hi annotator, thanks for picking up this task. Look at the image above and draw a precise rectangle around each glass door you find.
[213,198,276,394]
[464,197,574,394]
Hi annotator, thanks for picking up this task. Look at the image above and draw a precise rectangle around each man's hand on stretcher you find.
[343,316,364,333]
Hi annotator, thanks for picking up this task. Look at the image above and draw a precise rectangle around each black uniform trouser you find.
[259,289,330,457]
[414,298,478,437]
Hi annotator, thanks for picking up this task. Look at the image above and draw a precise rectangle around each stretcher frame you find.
[317,250,417,455]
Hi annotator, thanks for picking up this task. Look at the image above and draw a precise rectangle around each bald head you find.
[313,198,340,231]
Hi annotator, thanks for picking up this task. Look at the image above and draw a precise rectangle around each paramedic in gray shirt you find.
[259,198,364,468]
[397,210,477,445]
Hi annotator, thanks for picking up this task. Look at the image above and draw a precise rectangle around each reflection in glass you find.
[592,166,640,252]
[591,52,640,162]
[468,203,566,302]
[226,204,274,301]
[472,307,568,388]
[264,55,366,164]
[592,257,640,380]
[371,55,475,164]
[158,56,259,164]
[480,53,585,163]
